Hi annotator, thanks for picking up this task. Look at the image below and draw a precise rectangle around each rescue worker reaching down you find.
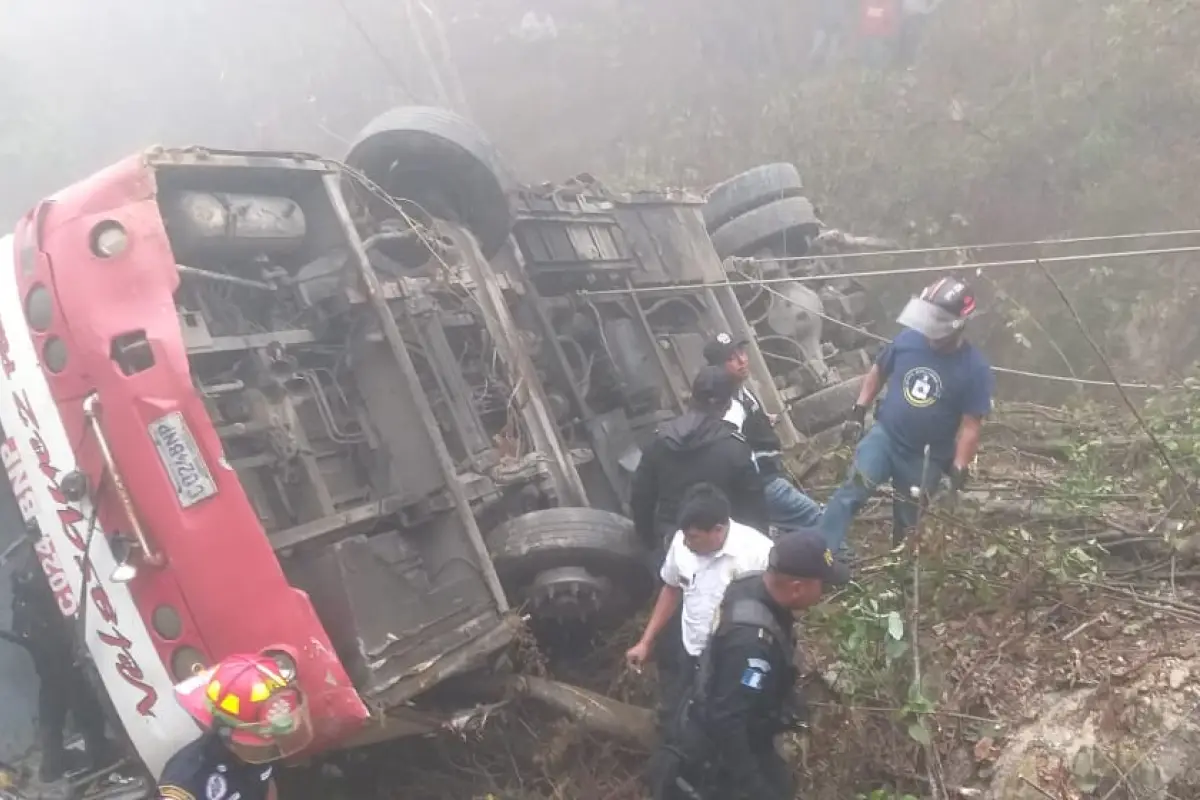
[819,276,993,554]
[630,365,769,555]
[705,332,823,533]
[652,529,847,800]
[157,651,312,800]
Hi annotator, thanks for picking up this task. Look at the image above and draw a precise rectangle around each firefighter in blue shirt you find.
[819,277,994,553]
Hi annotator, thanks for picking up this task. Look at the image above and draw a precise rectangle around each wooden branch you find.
[503,675,657,750]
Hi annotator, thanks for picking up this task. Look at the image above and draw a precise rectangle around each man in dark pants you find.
[9,548,115,782]
[704,333,823,534]
[650,529,847,800]
[625,485,772,728]
[820,277,993,555]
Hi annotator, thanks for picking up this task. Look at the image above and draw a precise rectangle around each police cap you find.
[769,529,850,586]
[703,332,749,366]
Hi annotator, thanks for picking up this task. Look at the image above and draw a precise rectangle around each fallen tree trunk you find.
[461,673,658,750]
[505,675,657,750]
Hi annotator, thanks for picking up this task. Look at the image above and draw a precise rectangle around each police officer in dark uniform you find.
[158,651,311,800]
[8,546,115,783]
[653,529,847,800]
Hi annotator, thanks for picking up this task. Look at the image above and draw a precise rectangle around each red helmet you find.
[174,651,313,764]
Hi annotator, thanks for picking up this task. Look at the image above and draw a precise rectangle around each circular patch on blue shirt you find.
[902,366,943,408]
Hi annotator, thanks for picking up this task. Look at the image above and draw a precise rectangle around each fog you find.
[0,0,815,225]
[0,0,450,224]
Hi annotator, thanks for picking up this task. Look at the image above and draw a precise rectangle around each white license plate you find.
[149,412,218,508]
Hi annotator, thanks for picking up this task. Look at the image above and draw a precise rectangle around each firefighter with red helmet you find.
[818,277,993,555]
[157,651,313,800]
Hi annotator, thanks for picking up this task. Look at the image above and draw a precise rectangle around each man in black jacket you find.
[704,333,822,534]
[630,366,769,556]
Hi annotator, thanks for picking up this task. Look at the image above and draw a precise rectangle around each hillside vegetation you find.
[454,0,1200,389]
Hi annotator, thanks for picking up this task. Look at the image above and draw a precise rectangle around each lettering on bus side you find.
[2,436,75,614]
[0,297,14,379]
[0,324,13,378]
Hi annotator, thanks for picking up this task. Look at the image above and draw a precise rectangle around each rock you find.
[987,658,1200,800]
[821,661,854,695]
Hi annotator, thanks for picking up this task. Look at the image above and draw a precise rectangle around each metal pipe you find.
[199,380,245,396]
[455,231,589,507]
[81,394,164,567]
[514,261,594,424]
[322,173,510,612]
[625,276,686,413]
[362,229,422,251]
[176,264,276,292]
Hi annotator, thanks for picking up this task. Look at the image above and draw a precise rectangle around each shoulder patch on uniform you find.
[205,773,228,800]
[160,786,196,800]
[740,666,766,691]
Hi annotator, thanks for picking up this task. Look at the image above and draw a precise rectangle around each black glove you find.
[948,464,968,492]
[840,403,868,445]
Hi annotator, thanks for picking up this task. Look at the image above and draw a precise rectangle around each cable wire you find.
[332,158,1177,391]
[333,0,419,101]
[581,244,1200,297]
[754,227,1200,264]
[756,282,1170,390]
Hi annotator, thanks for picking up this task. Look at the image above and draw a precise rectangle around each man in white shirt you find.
[625,483,773,725]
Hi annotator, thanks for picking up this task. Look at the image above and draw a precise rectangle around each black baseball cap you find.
[703,332,749,366]
[690,365,737,410]
[769,529,850,586]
